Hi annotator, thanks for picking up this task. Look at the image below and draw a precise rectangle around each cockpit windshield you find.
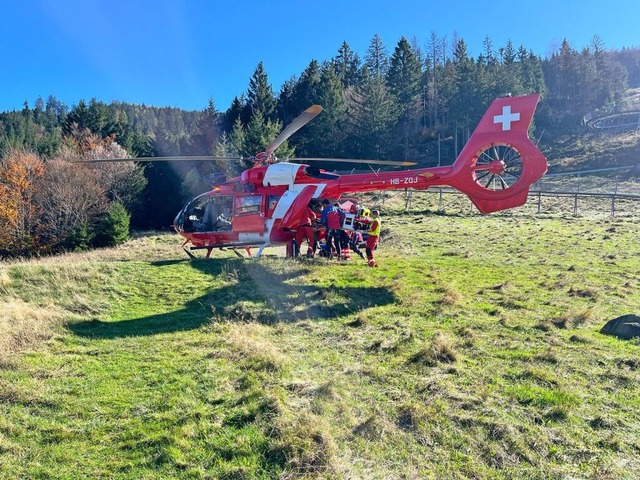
[179,194,234,233]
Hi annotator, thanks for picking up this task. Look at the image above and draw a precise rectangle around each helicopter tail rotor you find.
[445,94,548,213]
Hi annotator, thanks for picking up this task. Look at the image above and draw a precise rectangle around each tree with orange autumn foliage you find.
[0,149,45,255]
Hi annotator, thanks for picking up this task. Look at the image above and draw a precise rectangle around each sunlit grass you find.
[1,204,639,479]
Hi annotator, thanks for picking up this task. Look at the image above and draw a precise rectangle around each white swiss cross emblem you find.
[493,105,520,131]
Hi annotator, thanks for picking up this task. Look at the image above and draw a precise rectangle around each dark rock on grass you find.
[600,314,640,340]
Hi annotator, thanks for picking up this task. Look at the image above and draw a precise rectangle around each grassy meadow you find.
[1,192,639,479]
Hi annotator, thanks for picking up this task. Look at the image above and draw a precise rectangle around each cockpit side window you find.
[268,195,281,211]
[184,195,233,232]
[235,195,262,215]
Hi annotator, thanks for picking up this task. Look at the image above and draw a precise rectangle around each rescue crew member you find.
[319,199,332,226]
[324,202,345,260]
[365,210,381,267]
[348,230,365,259]
[295,202,317,257]
[312,202,325,250]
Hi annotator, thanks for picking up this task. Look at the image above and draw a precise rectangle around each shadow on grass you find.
[69,258,397,339]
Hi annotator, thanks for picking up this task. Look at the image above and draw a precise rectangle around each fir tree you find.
[334,41,361,88]
[387,37,423,159]
[92,202,130,248]
[247,62,276,120]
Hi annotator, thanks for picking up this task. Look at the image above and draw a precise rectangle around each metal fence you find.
[383,185,640,219]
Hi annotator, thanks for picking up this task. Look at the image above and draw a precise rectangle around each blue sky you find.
[1,0,637,113]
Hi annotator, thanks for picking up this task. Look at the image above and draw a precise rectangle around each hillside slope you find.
[543,132,639,173]
[542,88,640,173]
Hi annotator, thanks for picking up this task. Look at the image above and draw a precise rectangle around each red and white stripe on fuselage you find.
[262,163,327,244]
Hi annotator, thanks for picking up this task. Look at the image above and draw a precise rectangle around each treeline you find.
[1,34,639,257]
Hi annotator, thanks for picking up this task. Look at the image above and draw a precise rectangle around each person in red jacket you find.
[365,210,381,267]
[324,202,346,260]
[295,202,317,257]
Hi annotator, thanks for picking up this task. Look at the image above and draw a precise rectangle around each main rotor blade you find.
[70,155,243,163]
[265,105,323,158]
[291,157,417,166]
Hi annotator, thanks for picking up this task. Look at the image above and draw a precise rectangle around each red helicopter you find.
[91,94,548,258]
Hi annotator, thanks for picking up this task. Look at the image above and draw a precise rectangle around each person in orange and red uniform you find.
[365,210,381,267]
[323,202,345,260]
[295,202,317,257]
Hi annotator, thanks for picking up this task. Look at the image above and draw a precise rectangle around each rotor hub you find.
[488,159,506,174]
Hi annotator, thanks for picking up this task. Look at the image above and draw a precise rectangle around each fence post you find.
[405,189,412,210]
[537,181,542,214]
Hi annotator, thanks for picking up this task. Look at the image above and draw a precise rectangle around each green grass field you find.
[1,196,639,479]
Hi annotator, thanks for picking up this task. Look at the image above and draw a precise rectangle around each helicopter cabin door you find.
[233,194,265,233]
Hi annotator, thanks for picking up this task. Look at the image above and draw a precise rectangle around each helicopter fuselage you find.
[173,94,547,257]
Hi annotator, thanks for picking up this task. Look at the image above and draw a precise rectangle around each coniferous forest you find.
[1,34,639,257]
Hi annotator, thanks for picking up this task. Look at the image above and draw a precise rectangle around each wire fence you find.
[380,184,640,219]
[351,162,640,218]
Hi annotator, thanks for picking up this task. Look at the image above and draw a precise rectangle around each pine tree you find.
[64,100,90,135]
[450,38,479,128]
[191,98,221,155]
[334,41,361,88]
[277,76,299,125]
[223,96,245,132]
[387,37,422,159]
[293,60,322,114]
[348,69,397,160]
[425,32,447,129]
[247,62,276,120]
[365,34,389,79]
[298,64,347,158]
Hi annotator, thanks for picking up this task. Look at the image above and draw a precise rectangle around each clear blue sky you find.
[1,0,637,113]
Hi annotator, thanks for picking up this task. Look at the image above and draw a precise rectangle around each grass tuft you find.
[226,324,288,372]
[271,414,337,478]
[346,313,367,328]
[352,415,391,440]
[410,332,458,366]
[437,284,463,306]
[567,286,599,299]
[0,268,10,290]
[550,307,596,329]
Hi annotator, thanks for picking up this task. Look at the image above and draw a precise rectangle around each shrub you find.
[63,220,93,251]
[92,202,130,247]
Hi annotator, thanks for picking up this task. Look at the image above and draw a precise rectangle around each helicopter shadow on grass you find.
[68,257,397,339]
[225,260,398,323]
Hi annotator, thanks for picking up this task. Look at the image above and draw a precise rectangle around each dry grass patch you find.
[314,379,342,402]
[410,332,458,366]
[346,313,368,328]
[437,284,463,306]
[567,286,600,299]
[351,414,394,440]
[225,323,288,372]
[0,268,10,290]
[271,413,338,479]
[545,307,597,330]
[0,298,64,363]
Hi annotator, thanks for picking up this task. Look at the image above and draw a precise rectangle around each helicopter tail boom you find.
[332,94,547,214]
